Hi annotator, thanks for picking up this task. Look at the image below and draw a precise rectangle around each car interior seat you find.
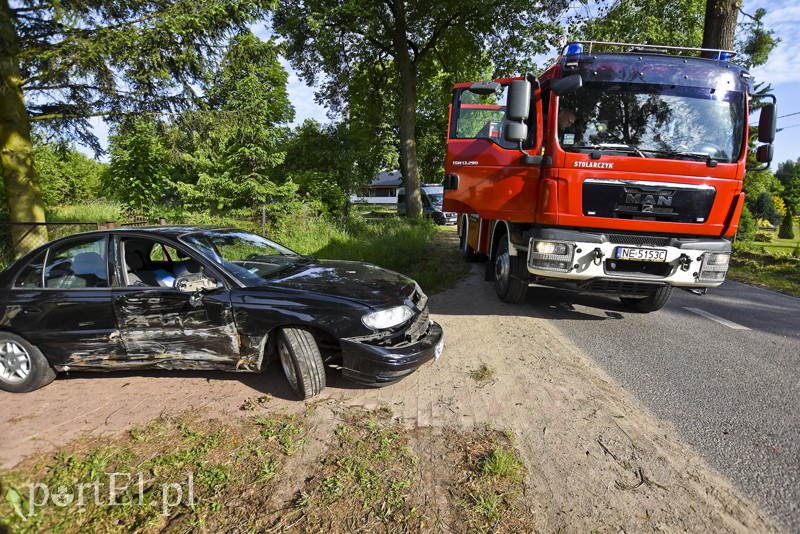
[124,245,158,286]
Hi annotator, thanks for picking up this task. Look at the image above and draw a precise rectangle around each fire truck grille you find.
[583,180,715,223]
[608,234,671,247]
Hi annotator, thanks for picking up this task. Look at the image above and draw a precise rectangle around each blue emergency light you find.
[565,43,584,56]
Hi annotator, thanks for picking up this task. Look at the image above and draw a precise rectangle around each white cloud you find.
[744,0,800,85]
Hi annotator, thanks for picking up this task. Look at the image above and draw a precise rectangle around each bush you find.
[736,204,756,241]
[753,231,774,243]
[778,211,795,239]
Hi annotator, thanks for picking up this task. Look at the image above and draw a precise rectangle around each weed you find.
[469,363,495,383]
[481,447,524,479]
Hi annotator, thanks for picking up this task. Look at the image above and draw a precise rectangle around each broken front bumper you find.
[339,321,444,385]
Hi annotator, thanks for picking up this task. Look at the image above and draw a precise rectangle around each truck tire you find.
[459,225,479,262]
[0,332,56,393]
[620,286,673,313]
[277,327,326,399]
[494,239,528,303]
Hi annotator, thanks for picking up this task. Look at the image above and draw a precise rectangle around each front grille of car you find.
[403,308,430,343]
[408,285,428,311]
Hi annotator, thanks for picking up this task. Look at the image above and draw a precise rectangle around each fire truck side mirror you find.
[504,122,528,142]
[758,102,777,144]
[550,74,583,96]
[756,143,773,164]
[506,80,531,121]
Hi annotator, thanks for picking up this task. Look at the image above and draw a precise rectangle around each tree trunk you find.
[391,0,422,218]
[701,0,740,54]
[1,0,47,257]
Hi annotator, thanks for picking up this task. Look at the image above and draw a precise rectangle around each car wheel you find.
[0,332,56,393]
[494,239,528,303]
[620,286,673,313]
[459,224,479,262]
[277,327,326,400]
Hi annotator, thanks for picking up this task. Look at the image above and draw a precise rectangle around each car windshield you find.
[181,229,310,286]
[558,82,746,163]
[427,193,444,204]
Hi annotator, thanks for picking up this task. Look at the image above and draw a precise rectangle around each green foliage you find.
[778,211,796,240]
[33,142,106,205]
[11,0,274,152]
[736,204,756,241]
[103,117,175,210]
[775,159,800,214]
[166,33,295,217]
[573,0,705,47]
[753,231,774,243]
[750,191,781,226]
[274,0,566,216]
[279,119,386,215]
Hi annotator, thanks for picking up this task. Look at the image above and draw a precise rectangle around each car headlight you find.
[362,305,414,330]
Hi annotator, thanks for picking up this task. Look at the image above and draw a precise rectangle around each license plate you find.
[434,339,444,361]
[615,247,668,262]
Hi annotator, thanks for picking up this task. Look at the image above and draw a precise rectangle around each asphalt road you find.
[516,280,800,532]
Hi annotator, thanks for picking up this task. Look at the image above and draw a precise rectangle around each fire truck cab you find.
[443,41,777,312]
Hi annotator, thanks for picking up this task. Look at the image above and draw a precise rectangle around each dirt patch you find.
[0,231,779,531]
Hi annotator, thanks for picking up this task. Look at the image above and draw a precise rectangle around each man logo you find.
[625,192,674,208]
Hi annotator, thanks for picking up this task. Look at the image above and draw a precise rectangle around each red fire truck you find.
[443,41,777,312]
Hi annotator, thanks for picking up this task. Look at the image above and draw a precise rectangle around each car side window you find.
[121,238,201,288]
[44,236,109,289]
[14,251,47,288]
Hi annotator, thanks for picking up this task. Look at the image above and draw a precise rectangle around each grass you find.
[291,216,469,293]
[729,231,800,297]
[45,201,126,224]
[0,405,539,532]
[451,426,531,531]
[269,406,426,531]
[0,410,312,533]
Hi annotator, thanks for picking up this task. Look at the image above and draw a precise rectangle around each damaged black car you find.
[0,227,444,398]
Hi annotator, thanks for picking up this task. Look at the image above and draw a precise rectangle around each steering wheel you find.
[245,253,261,261]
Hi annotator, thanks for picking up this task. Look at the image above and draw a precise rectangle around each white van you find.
[397,185,456,225]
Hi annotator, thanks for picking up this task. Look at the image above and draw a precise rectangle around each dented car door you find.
[111,284,241,369]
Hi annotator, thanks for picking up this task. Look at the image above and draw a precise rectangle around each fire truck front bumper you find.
[521,228,732,289]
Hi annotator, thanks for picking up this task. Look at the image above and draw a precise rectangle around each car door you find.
[5,234,122,369]
[111,235,241,369]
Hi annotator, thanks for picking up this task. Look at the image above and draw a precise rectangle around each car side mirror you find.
[176,272,220,293]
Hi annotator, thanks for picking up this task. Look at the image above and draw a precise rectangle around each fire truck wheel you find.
[460,226,479,262]
[619,285,673,313]
[494,239,528,303]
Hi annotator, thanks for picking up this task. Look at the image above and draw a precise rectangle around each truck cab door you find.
[444,81,543,223]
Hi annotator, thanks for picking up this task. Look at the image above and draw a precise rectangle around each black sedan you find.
[0,227,444,398]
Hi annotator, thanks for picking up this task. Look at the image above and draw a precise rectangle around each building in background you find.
[350,171,402,205]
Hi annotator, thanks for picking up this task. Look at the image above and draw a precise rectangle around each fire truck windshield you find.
[557,82,746,163]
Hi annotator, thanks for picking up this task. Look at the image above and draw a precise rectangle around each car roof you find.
[54,225,239,241]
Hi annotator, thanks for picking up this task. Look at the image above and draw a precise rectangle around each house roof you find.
[369,171,403,188]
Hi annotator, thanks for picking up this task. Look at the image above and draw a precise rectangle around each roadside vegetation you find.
[730,225,800,297]
[0,410,312,533]
[0,405,534,533]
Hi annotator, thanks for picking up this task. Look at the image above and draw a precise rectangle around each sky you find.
[83,1,800,170]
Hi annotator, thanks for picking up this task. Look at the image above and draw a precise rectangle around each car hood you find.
[265,259,418,309]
